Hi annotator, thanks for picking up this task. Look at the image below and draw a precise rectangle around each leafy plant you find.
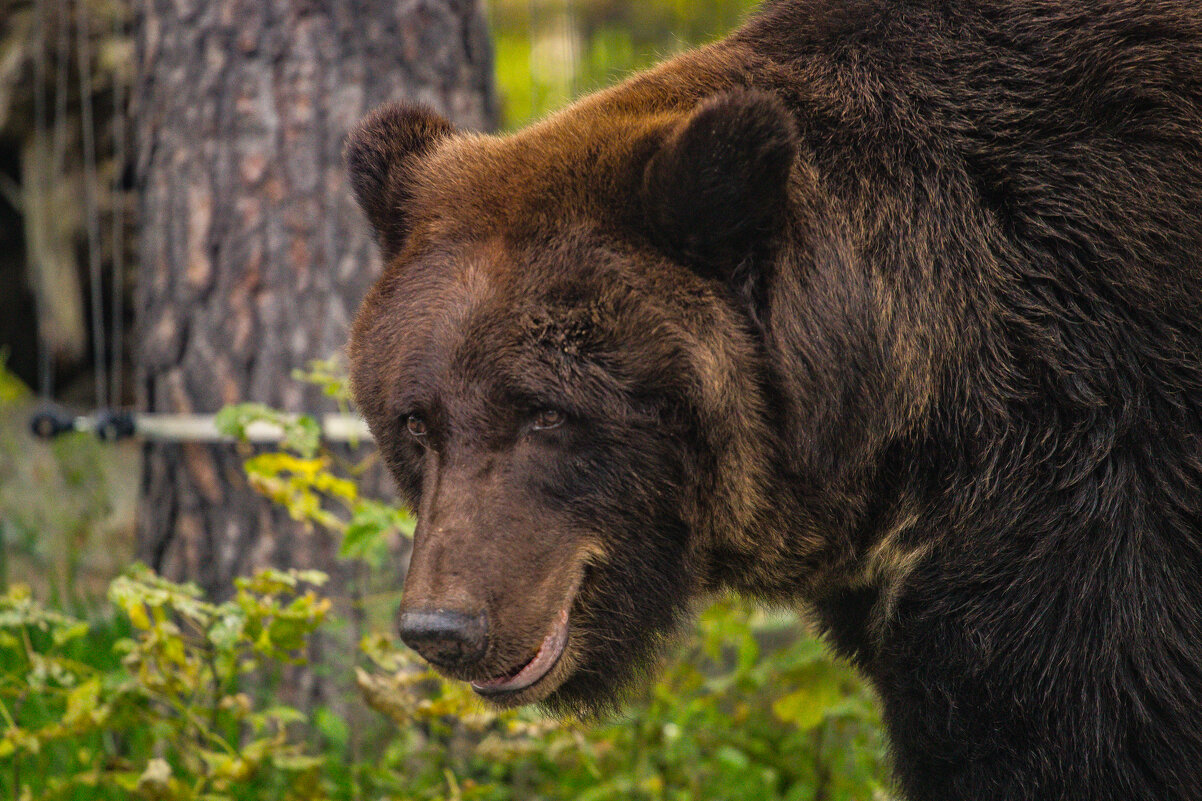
[214,378,414,567]
[0,565,330,801]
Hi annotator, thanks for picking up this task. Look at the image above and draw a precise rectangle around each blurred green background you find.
[490,0,761,129]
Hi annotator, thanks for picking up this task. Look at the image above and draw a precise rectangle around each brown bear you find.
[343,2,1202,799]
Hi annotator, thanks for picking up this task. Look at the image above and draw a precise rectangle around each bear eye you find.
[405,413,428,437]
[531,408,565,431]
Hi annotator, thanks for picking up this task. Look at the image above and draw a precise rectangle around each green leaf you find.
[294,569,328,587]
[213,404,253,440]
[341,500,414,564]
[124,601,151,630]
[716,745,751,770]
[313,705,350,748]
[52,621,91,645]
[271,753,325,772]
[208,610,246,652]
[64,677,102,725]
[771,663,847,731]
[215,403,321,457]
[291,358,351,402]
[258,705,308,725]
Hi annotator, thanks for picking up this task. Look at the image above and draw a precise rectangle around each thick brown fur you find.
[345,2,1202,799]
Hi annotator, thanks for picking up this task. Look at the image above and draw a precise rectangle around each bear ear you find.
[345,103,456,255]
[642,89,797,280]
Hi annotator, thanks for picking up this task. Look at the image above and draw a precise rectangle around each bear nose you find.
[398,608,489,669]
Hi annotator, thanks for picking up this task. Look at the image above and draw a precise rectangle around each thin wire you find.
[32,0,53,399]
[528,0,537,112]
[48,0,73,401]
[562,0,578,100]
[110,2,126,407]
[44,0,74,401]
[76,0,109,409]
[51,0,70,174]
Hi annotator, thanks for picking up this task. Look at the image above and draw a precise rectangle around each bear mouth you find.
[470,605,570,697]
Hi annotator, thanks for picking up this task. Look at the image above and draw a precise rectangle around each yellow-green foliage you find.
[0,566,330,801]
[489,0,762,130]
[0,566,891,800]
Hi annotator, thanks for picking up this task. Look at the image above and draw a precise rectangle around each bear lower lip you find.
[471,606,570,696]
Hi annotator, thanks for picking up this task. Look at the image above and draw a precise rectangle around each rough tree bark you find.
[135,0,495,596]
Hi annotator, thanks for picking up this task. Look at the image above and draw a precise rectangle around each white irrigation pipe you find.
[30,409,373,443]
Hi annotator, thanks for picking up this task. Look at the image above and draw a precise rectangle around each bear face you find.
[350,232,723,711]
[346,96,796,712]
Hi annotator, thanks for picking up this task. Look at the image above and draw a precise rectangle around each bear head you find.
[345,90,800,715]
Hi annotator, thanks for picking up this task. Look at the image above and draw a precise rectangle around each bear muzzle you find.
[469,605,571,696]
[397,608,490,670]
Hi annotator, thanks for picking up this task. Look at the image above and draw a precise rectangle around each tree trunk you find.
[134,0,495,596]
